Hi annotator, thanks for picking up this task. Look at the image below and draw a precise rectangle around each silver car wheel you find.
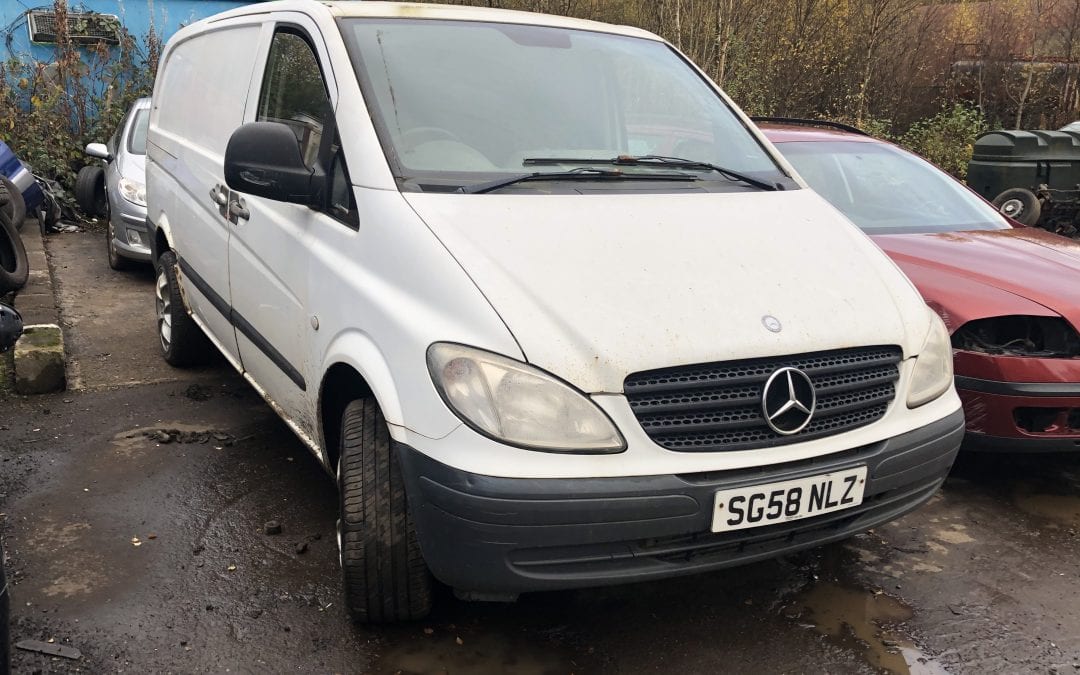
[107,220,117,257]
[155,268,172,352]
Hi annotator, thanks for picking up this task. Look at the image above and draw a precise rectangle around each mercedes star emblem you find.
[761,367,816,435]
[762,315,782,333]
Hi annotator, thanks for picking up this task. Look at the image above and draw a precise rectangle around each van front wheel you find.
[338,398,432,623]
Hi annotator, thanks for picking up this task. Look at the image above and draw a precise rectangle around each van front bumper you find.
[398,409,965,594]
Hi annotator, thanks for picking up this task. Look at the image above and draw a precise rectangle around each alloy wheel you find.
[155,268,172,352]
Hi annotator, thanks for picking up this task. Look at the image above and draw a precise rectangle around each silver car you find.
[80,97,150,269]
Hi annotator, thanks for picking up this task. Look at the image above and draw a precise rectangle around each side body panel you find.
[148,18,269,365]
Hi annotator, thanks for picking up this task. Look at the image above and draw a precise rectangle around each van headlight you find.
[118,177,146,206]
[907,310,954,408]
[427,343,625,453]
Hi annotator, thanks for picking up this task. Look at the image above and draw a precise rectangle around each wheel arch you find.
[318,333,407,474]
[150,211,173,263]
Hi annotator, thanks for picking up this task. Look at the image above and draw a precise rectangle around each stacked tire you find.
[0,178,25,232]
[0,207,27,295]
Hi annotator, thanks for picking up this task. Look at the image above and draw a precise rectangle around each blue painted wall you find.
[0,1,254,61]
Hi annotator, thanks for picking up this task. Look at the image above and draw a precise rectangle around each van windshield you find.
[339,19,788,193]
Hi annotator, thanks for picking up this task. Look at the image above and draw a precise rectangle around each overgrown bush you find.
[0,0,158,210]
[898,104,989,178]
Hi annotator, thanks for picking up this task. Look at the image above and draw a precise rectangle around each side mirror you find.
[85,142,112,162]
[224,122,323,205]
[0,303,23,353]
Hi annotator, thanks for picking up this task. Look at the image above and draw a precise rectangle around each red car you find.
[760,119,1080,451]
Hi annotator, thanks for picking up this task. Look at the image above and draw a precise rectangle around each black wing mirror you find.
[0,303,23,353]
[224,122,324,205]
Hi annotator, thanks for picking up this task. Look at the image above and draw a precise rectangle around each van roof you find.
[207,1,658,41]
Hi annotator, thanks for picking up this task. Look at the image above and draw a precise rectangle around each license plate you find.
[711,466,868,533]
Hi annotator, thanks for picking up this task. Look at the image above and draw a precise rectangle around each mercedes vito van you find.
[147,1,964,622]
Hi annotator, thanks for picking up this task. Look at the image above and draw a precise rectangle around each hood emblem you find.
[762,367,816,435]
[762,315,782,333]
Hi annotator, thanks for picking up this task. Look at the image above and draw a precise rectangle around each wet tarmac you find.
[1,231,1079,673]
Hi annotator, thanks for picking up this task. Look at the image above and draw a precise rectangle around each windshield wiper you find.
[458,167,694,194]
[523,155,781,191]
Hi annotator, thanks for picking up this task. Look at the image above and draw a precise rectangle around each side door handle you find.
[210,184,230,219]
[210,185,228,206]
[228,196,250,222]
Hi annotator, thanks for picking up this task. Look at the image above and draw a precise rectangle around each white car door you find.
[227,17,343,441]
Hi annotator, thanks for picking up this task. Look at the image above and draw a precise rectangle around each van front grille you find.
[624,346,902,452]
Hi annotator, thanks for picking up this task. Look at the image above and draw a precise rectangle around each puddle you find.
[1013,485,1080,528]
[372,625,581,675]
[791,582,948,675]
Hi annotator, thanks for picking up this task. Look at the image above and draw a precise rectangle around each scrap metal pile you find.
[969,129,1080,237]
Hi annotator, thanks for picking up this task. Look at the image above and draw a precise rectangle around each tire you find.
[0,177,25,232]
[338,398,432,623]
[105,205,129,271]
[993,188,1042,226]
[74,166,106,217]
[0,208,28,294]
[154,250,209,366]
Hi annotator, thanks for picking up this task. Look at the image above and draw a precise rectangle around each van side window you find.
[258,28,357,227]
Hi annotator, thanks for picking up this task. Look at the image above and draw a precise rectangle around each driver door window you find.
[257,29,357,226]
[258,31,329,167]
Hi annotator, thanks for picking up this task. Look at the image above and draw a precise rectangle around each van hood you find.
[405,189,929,392]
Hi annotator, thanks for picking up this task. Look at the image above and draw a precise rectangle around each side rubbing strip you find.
[177,257,231,319]
[231,310,307,391]
[177,256,307,391]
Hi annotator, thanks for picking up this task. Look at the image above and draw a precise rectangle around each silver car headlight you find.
[118,177,146,206]
[427,342,625,453]
[907,309,954,408]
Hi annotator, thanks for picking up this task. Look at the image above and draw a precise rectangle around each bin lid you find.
[972,130,1080,161]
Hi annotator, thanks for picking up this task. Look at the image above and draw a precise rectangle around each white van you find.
[147,1,964,622]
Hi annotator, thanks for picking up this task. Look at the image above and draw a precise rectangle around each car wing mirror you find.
[85,142,112,162]
[224,122,324,206]
[0,303,23,353]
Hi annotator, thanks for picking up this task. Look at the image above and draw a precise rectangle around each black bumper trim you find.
[955,375,1080,398]
[962,431,1080,453]
[398,409,965,593]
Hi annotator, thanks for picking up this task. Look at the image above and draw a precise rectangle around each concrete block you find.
[14,323,65,394]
